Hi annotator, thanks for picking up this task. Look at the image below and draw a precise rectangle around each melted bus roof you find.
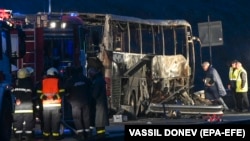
[78,13,192,27]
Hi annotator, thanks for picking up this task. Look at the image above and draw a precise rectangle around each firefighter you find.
[11,68,35,141]
[88,67,109,139]
[36,67,65,140]
[64,66,92,140]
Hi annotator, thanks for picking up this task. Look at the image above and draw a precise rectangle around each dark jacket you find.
[239,71,247,89]
[64,72,91,105]
[11,77,34,111]
[90,72,109,127]
[204,65,227,100]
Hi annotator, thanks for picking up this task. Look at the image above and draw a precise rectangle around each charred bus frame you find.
[79,13,201,118]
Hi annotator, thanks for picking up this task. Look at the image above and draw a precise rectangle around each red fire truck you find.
[10,12,86,84]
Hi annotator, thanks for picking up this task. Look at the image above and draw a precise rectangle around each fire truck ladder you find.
[21,28,36,82]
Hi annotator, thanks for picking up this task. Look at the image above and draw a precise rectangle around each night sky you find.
[2,0,250,91]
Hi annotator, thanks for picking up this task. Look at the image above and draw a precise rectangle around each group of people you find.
[228,60,249,112]
[202,60,250,112]
[10,65,109,141]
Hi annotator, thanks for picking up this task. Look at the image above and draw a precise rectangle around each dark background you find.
[2,0,250,91]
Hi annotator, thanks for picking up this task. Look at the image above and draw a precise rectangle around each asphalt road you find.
[11,124,124,141]
[11,112,250,141]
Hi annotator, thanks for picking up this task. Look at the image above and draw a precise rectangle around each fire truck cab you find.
[0,9,26,140]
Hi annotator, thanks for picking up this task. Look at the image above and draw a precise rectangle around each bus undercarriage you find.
[108,53,224,119]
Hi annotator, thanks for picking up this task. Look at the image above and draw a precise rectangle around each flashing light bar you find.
[68,12,79,17]
[0,9,12,21]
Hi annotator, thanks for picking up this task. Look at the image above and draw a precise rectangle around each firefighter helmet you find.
[46,67,58,76]
[17,68,28,79]
[25,67,34,76]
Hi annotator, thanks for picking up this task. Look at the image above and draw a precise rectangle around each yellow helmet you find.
[17,68,28,79]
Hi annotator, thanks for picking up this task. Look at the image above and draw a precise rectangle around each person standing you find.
[11,68,35,141]
[228,60,238,111]
[36,67,65,140]
[64,66,92,140]
[201,61,229,110]
[88,67,109,139]
[235,62,250,112]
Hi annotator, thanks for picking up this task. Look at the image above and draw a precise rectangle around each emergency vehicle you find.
[0,9,26,140]
[7,10,224,120]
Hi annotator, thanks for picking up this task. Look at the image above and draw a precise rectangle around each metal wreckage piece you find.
[145,55,224,118]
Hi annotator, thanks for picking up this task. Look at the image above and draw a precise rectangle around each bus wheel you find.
[129,93,137,119]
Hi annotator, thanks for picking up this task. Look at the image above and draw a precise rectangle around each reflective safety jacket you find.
[37,77,65,107]
[236,67,248,93]
[229,67,238,88]
[229,67,238,81]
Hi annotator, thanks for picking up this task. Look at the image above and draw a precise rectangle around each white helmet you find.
[46,67,58,76]
[17,68,28,79]
[25,67,34,76]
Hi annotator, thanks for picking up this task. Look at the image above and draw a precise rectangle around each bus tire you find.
[129,92,137,119]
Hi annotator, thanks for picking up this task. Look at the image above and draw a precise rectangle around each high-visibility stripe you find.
[43,132,50,136]
[43,103,61,107]
[97,129,105,134]
[59,89,65,92]
[37,90,42,93]
[15,130,23,134]
[52,132,60,136]
[54,94,60,99]
[76,129,84,133]
[14,110,33,113]
[42,99,62,104]
[11,88,32,93]
[25,131,32,134]
[40,95,44,99]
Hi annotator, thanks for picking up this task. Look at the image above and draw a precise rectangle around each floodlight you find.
[49,21,56,28]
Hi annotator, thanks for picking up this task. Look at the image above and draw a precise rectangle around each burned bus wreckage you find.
[78,13,224,118]
[5,10,224,122]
